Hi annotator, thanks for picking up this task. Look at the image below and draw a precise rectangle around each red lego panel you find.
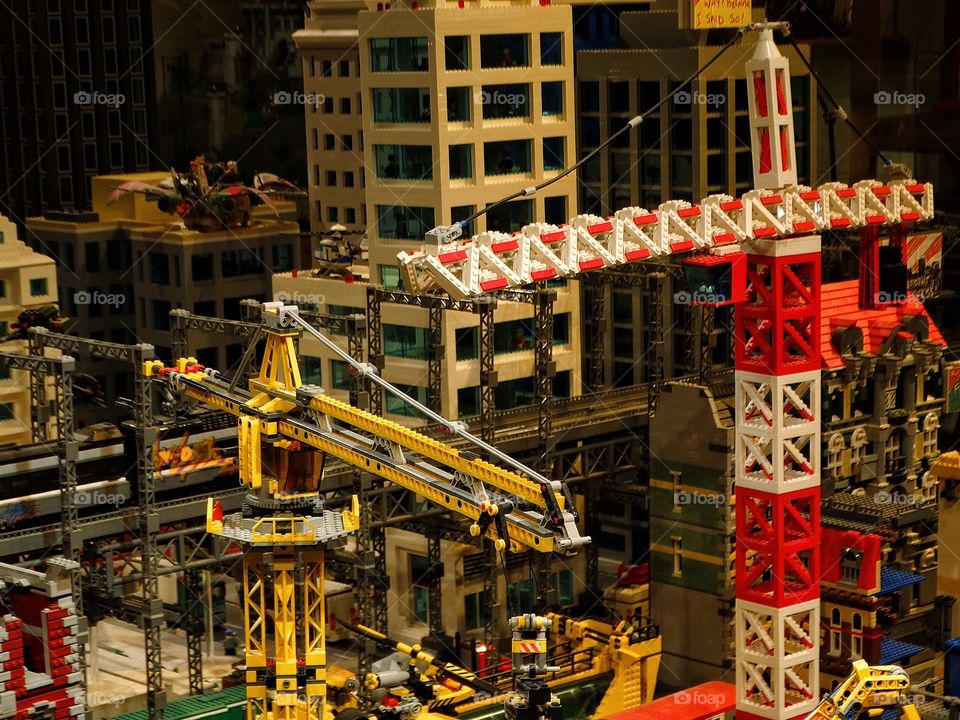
[736,252,822,375]
[736,486,821,607]
[821,528,882,593]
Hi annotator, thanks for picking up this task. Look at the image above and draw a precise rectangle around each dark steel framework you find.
[27,329,165,720]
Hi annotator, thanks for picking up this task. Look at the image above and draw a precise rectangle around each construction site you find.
[1,2,960,720]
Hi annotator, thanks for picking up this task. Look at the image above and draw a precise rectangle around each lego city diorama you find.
[2,1,960,720]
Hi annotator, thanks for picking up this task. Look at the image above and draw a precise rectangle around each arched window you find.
[851,612,863,659]
[922,413,939,458]
[850,428,868,472]
[827,433,845,478]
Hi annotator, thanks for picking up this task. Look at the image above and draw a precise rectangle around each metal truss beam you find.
[534,290,555,471]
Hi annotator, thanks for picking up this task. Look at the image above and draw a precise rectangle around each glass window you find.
[581,117,600,148]
[222,248,263,277]
[84,241,100,272]
[447,86,471,122]
[445,36,469,70]
[465,590,490,630]
[152,299,171,330]
[376,205,435,240]
[272,244,293,272]
[485,198,533,233]
[106,238,129,271]
[384,324,428,359]
[30,278,48,296]
[480,34,529,68]
[192,253,214,281]
[544,137,565,171]
[194,300,216,316]
[451,205,475,236]
[484,139,532,176]
[331,360,351,390]
[554,313,569,344]
[369,37,428,72]
[580,81,599,113]
[449,144,473,180]
[301,356,321,385]
[149,252,169,284]
[507,579,534,610]
[458,386,480,416]
[375,144,433,180]
[540,32,562,65]
[542,81,563,116]
[0,403,14,421]
[481,83,530,120]
[455,326,479,360]
[386,384,428,417]
[372,87,431,123]
[379,265,402,289]
[544,195,566,225]
[409,554,432,623]
[495,318,534,354]
[551,570,574,606]
[326,304,364,335]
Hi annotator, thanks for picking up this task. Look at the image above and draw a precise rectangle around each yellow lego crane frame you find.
[144,301,589,720]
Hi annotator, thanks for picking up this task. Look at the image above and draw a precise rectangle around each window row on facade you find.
[370,33,564,74]
[369,137,566,184]
[370,82,565,124]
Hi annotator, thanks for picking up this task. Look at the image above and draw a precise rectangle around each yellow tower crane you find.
[144,301,589,720]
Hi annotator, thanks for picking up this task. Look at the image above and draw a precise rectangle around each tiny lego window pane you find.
[540,32,562,65]
[479,34,529,68]
[447,86,472,122]
[445,36,469,71]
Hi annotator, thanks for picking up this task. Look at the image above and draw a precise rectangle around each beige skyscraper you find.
[0,214,59,446]
[283,0,582,422]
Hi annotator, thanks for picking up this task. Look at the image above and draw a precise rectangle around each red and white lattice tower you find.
[735,28,821,720]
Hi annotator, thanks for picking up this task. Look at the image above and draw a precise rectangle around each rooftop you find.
[820,279,946,369]
[879,565,926,595]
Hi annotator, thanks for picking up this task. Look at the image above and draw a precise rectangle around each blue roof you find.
[878,707,900,720]
[880,637,925,664]
[880,565,925,594]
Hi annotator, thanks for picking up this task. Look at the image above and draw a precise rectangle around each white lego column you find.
[746,29,798,190]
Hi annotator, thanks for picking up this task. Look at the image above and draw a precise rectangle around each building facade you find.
[26,173,300,412]
[649,379,736,688]
[0,215,59,447]
[0,1,155,222]
[575,7,816,390]
[281,0,583,422]
[295,0,368,238]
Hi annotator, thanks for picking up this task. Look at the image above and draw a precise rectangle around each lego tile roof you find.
[880,636,926,664]
[879,565,925,594]
[820,280,945,369]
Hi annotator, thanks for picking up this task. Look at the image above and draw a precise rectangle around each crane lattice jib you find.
[397,180,933,299]
[144,304,587,555]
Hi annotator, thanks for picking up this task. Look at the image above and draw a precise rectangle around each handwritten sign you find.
[691,0,751,29]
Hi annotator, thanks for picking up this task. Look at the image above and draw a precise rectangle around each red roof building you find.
[819,280,946,368]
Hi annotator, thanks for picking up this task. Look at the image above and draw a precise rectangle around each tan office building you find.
[0,214,59,446]
[295,0,368,238]
[282,0,582,423]
[28,173,300,378]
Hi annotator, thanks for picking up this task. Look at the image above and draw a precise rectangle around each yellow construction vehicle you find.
[328,616,497,718]
[144,301,588,720]
[455,612,661,720]
[803,659,919,720]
